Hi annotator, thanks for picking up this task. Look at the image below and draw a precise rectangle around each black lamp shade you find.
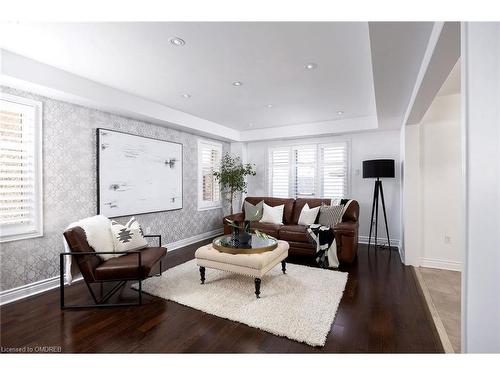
[363,159,395,178]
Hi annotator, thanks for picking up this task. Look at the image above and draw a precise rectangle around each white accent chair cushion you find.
[259,203,285,225]
[297,203,321,226]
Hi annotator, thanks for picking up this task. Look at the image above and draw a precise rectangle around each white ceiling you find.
[0,22,377,131]
[0,21,454,141]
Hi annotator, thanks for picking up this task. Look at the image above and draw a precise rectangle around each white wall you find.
[420,94,463,270]
[461,22,500,353]
[402,124,422,266]
[402,93,463,271]
[245,130,402,245]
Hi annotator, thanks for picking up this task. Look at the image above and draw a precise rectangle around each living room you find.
[1,1,500,373]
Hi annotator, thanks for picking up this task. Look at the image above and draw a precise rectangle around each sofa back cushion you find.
[291,198,331,224]
[244,197,295,224]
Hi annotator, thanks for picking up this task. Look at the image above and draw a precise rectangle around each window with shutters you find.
[197,139,222,210]
[319,143,349,198]
[0,94,43,242]
[268,147,290,198]
[268,142,349,199]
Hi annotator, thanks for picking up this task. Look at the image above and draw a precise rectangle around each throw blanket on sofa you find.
[307,224,339,268]
[307,199,354,268]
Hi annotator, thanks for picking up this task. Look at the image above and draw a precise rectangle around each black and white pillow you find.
[318,204,344,227]
[110,217,148,254]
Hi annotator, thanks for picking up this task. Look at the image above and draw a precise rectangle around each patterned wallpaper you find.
[0,86,229,291]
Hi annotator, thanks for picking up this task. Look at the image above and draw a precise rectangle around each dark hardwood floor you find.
[0,240,443,353]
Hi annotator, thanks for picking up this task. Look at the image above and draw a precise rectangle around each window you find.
[197,139,222,210]
[0,94,43,242]
[268,142,348,199]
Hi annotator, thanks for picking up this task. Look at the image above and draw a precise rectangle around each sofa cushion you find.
[250,221,282,238]
[260,203,285,225]
[291,198,331,224]
[94,247,166,280]
[279,224,309,243]
[244,197,295,224]
[297,203,321,226]
[244,200,264,221]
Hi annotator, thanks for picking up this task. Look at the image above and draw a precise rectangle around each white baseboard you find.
[166,228,223,251]
[421,257,462,272]
[358,235,400,248]
[0,228,223,306]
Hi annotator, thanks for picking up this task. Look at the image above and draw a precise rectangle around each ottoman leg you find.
[254,278,261,298]
[281,260,286,274]
[199,266,206,284]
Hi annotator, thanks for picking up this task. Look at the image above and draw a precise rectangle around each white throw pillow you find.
[110,217,148,256]
[297,203,321,226]
[259,203,285,225]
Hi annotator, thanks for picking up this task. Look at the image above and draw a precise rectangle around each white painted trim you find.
[197,138,223,211]
[166,228,223,252]
[402,22,444,126]
[0,228,223,305]
[413,266,456,353]
[421,258,462,272]
[358,235,400,247]
[240,115,378,142]
[0,92,43,243]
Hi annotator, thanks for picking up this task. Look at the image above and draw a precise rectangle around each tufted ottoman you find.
[194,240,289,298]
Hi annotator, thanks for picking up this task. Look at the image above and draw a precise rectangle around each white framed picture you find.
[97,128,183,217]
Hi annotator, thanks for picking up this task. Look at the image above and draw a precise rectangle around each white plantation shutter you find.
[319,143,348,199]
[268,147,290,198]
[292,145,316,198]
[268,142,349,199]
[0,94,43,242]
[198,139,222,210]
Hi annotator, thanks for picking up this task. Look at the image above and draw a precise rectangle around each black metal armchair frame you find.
[60,234,163,310]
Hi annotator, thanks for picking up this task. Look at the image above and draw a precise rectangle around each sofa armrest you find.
[223,212,245,225]
[223,213,245,234]
[333,221,358,236]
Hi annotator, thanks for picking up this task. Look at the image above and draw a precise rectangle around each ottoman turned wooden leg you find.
[254,278,261,298]
[281,260,286,274]
[199,266,206,284]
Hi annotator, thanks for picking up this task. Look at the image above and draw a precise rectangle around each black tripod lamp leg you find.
[374,180,380,250]
[368,180,378,251]
[378,181,391,251]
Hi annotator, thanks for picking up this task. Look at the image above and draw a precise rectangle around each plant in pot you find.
[225,210,273,247]
[213,153,256,215]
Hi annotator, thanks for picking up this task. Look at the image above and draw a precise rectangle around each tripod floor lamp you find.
[363,159,395,250]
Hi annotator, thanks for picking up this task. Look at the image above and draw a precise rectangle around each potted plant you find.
[213,153,256,215]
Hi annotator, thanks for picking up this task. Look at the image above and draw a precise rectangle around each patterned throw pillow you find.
[318,204,344,228]
[110,217,148,255]
[244,200,264,221]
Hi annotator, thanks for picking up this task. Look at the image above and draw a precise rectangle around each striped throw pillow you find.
[318,204,344,227]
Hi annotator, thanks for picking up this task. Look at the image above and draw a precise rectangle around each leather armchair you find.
[60,226,167,309]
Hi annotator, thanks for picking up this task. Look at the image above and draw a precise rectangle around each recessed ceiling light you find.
[337,110,344,115]
[248,123,254,128]
[266,104,273,108]
[181,93,191,98]
[305,63,317,70]
[169,37,185,46]
[232,81,243,86]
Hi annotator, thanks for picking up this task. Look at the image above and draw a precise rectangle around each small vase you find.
[231,221,240,247]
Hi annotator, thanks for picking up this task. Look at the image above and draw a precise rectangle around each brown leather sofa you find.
[223,197,359,263]
[61,226,166,309]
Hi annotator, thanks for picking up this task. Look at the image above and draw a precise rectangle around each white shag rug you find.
[132,259,348,347]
